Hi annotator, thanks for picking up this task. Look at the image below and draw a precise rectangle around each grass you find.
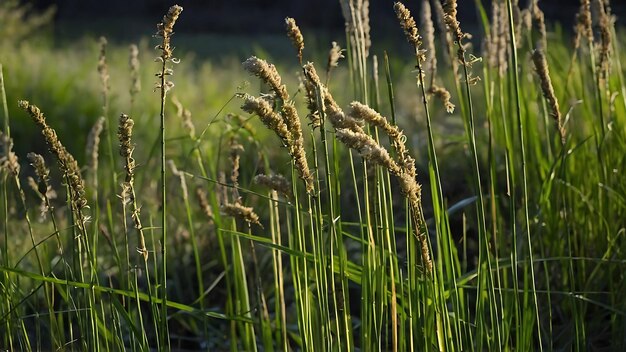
[1,0,626,350]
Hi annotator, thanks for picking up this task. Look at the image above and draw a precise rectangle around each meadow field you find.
[1,0,626,350]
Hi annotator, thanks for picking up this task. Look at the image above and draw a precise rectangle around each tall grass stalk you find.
[506,1,543,349]
[154,5,183,349]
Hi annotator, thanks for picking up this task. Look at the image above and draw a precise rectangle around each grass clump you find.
[1,1,626,350]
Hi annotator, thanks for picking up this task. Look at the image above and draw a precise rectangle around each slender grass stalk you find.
[441,0,502,348]
[154,6,183,349]
[0,63,14,349]
[506,1,542,350]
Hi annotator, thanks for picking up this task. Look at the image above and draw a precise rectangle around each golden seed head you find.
[118,114,134,159]
[243,56,289,102]
[442,0,463,42]
[222,203,261,227]
[531,49,565,144]
[285,17,305,63]
[327,41,345,71]
[348,101,401,140]
[336,128,401,175]
[27,152,50,195]
[302,63,363,132]
[428,85,455,113]
[281,102,314,193]
[118,113,136,183]
[19,100,87,211]
[156,5,183,61]
[301,63,323,127]
[394,2,421,49]
[241,94,292,144]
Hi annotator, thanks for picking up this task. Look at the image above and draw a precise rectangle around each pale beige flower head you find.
[285,17,304,64]
[394,2,421,49]
[155,5,183,61]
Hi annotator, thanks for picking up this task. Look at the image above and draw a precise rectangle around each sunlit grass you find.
[1,0,626,350]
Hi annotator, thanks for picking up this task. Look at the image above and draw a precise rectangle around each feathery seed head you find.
[327,41,345,71]
[285,17,305,64]
[155,5,183,61]
[532,49,565,144]
[429,85,455,113]
[222,203,261,227]
[19,100,87,212]
[118,114,135,160]
[241,94,292,144]
[335,128,401,175]
[394,2,422,50]
[243,56,289,102]
[349,101,401,140]
[27,152,50,195]
[442,0,463,42]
